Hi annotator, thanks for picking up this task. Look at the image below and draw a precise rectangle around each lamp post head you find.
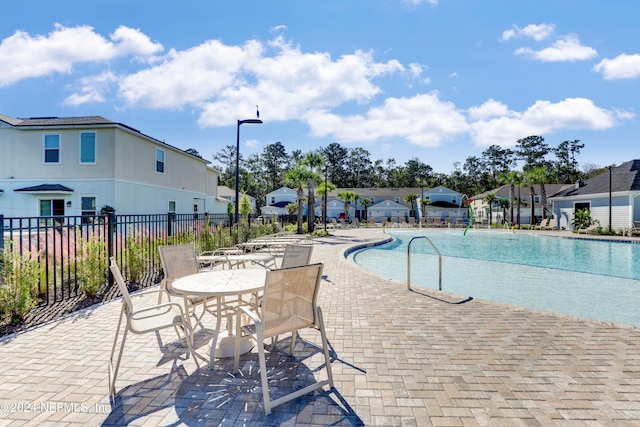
[238,119,263,125]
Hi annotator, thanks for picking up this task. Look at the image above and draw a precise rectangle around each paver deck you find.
[1,228,640,426]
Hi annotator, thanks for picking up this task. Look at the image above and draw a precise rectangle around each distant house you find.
[368,200,410,221]
[261,187,302,217]
[549,160,640,231]
[420,186,466,221]
[0,114,227,218]
[473,183,569,225]
[217,185,256,213]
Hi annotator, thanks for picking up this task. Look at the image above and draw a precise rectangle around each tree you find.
[346,147,374,187]
[499,170,522,225]
[420,198,431,220]
[483,193,499,225]
[404,194,417,217]
[262,142,289,194]
[521,171,537,225]
[213,144,238,187]
[184,148,203,159]
[499,198,510,225]
[527,166,555,219]
[360,197,373,220]
[320,143,349,187]
[317,180,336,224]
[516,135,550,172]
[285,165,314,234]
[481,145,515,188]
[553,140,585,183]
[239,193,252,219]
[300,152,324,233]
[337,191,359,222]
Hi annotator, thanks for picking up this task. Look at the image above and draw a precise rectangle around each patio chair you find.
[577,223,599,234]
[279,243,313,269]
[108,257,198,396]
[158,243,201,300]
[233,263,334,415]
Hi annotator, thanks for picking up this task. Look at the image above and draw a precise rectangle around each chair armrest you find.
[133,301,186,316]
[132,287,172,299]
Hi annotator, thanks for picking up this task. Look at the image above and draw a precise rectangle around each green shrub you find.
[76,232,107,299]
[0,241,41,324]
[125,233,145,283]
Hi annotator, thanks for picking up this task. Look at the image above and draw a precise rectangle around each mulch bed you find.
[0,281,148,338]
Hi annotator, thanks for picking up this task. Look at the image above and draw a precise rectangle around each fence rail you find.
[0,212,287,316]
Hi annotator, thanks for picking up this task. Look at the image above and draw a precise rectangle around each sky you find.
[1,0,638,174]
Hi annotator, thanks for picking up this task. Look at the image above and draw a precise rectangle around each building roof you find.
[474,183,571,201]
[551,160,640,197]
[14,184,74,193]
[0,113,209,163]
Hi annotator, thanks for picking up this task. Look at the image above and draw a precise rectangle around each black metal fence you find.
[0,212,288,312]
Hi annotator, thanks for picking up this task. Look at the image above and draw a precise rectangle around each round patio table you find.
[172,269,266,366]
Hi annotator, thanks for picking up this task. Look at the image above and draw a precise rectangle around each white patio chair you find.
[108,257,198,396]
[233,263,333,415]
[159,243,213,330]
[279,243,313,269]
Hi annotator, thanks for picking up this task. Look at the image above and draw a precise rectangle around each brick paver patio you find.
[1,228,640,426]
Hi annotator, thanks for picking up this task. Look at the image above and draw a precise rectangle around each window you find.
[169,201,176,212]
[395,197,400,203]
[271,196,276,204]
[80,132,96,164]
[534,196,540,203]
[575,202,590,212]
[156,148,165,173]
[370,197,375,203]
[451,197,457,205]
[44,134,60,163]
[40,199,65,225]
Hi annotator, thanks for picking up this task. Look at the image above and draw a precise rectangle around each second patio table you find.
[172,268,267,367]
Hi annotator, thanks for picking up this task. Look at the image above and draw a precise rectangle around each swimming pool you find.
[350,229,640,326]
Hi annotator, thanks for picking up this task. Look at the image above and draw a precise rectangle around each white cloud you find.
[469,97,631,147]
[64,71,118,106]
[515,35,597,62]
[467,99,509,121]
[594,53,640,80]
[501,23,555,41]
[196,37,404,126]
[403,0,438,5]
[304,92,468,147]
[0,24,162,88]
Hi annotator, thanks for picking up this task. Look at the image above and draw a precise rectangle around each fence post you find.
[0,214,3,250]
[167,212,175,237]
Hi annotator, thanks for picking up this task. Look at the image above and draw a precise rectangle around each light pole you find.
[324,165,328,233]
[235,119,262,227]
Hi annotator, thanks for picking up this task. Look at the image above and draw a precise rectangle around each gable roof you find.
[551,160,640,198]
[0,113,209,163]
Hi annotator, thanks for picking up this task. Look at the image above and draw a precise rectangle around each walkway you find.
[1,228,640,426]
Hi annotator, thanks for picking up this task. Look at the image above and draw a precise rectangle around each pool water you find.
[350,230,640,326]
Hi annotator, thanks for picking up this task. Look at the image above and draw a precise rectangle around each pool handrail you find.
[407,236,442,291]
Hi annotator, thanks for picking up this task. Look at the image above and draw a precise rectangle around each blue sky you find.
[1,0,638,173]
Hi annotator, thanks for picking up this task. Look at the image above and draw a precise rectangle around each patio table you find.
[172,269,266,367]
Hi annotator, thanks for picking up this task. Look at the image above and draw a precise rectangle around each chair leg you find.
[256,328,272,415]
[316,306,334,387]
[109,309,129,396]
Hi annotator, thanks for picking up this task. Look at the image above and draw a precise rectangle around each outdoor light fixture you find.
[66,201,72,208]
[235,118,262,226]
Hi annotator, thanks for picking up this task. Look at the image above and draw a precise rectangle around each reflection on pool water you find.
[350,229,640,326]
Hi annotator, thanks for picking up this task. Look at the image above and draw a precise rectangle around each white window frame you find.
[79,132,96,164]
[156,148,165,174]
[43,134,61,164]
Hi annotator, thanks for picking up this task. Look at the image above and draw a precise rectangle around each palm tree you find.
[499,170,521,225]
[420,197,431,220]
[521,171,537,226]
[285,165,314,234]
[404,194,417,218]
[317,180,336,225]
[499,198,510,225]
[300,153,324,233]
[483,193,499,225]
[528,166,555,219]
[360,197,373,220]
[337,191,358,222]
